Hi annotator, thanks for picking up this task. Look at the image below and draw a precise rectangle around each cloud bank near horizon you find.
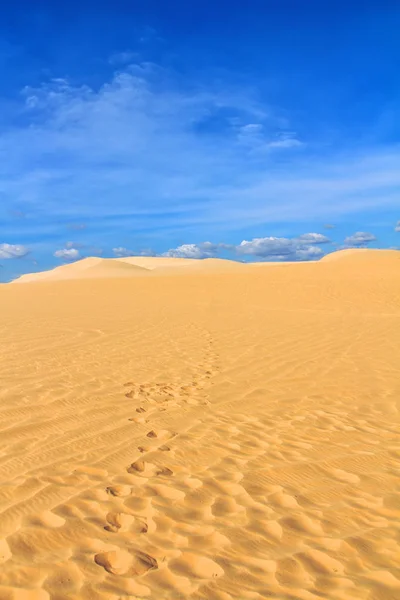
[40,229,383,265]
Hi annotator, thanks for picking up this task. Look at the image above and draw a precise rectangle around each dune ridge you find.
[11,257,150,284]
[11,249,400,285]
[0,249,400,599]
[321,248,400,265]
[11,256,244,284]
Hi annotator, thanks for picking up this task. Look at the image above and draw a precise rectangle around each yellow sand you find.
[12,256,243,283]
[0,249,399,599]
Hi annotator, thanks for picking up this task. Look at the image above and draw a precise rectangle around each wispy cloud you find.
[113,246,134,257]
[236,124,303,151]
[54,242,102,261]
[0,243,29,259]
[108,51,137,66]
[296,233,330,244]
[343,231,376,247]
[0,63,398,237]
[54,248,80,261]
[395,220,400,232]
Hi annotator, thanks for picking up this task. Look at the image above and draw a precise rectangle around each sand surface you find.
[1,249,400,599]
[11,257,243,284]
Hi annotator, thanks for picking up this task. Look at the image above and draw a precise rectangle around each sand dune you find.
[12,256,244,284]
[1,249,400,599]
[12,257,151,283]
[117,256,208,269]
[321,248,400,266]
[128,256,244,270]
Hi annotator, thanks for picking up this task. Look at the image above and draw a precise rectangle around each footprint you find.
[105,512,147,533]
[155,397,171,404]
[128,416,148,424]
[106,485,131,497]
[146,429,174,439]
[94,550,157,576]
[157,467,174,477]
[95,549,132,575]
[104,512,135,533]
[127,460,146,473]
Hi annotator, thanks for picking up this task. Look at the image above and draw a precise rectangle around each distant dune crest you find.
[11,255,244,283]
[321,248,398,262]
[10,249,399,283]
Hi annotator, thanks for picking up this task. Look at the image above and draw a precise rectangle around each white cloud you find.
[240,123,263,134]
[0,243,29,259]
[267,135,303,149]
[395,220,400,232]
[237,123,264,144]
[343,231,376,247]
[237,124,303,151]
[236,236,324,261]
[296,233,330,244]
[162,242,220,259]
[115,234,330,262]
[323,224,335,229]
[295,246,324,260]
[113,247,134,257]
[54,248,80,261]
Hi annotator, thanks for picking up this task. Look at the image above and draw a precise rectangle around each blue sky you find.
[0,0,399,280]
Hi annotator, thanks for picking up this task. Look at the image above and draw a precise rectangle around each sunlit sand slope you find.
[12,256,244,283]
[0,250,399,599]
[12,257,150,283]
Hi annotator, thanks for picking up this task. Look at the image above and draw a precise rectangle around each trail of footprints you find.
[90,424,230,597]
[88,327,224,595]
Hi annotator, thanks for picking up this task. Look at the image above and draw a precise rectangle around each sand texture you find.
[1,249,400,599]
